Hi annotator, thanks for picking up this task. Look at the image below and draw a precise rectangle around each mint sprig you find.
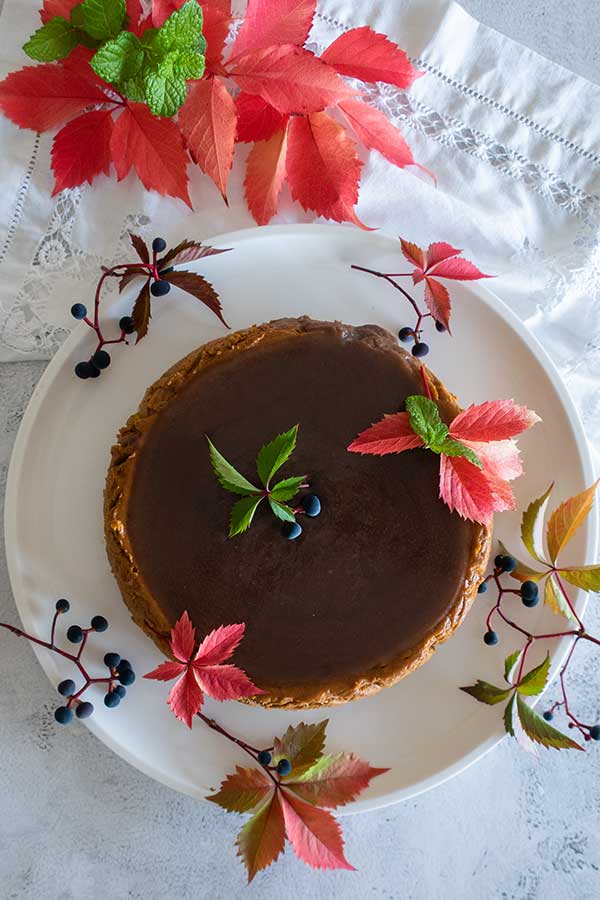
[207,426,306,537]
[405,395,482,468]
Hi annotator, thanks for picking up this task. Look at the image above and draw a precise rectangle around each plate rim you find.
[4,222,597,815]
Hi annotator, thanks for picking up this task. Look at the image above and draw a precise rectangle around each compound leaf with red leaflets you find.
[51,108,113,193]
[321,26,420,89]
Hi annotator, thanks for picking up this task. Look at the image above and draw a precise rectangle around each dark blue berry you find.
[104,652,121,669]
[116,659,132,674]
[67,625,84,644]
[589,725,600,741]
[119,669,136,686]
[55,598,70,614]
[75,361,94,379]
[160,266,174,275]
[54,706,73,725]
[71,303,87,320]
[494,554,504,568]
[483,630,499,646]
[521,581,540,608]
[57,679,76,697]
[104,691,121,709]
[282,521,302,540]
[276,758,292,776]
[76,701,94,719]
[91,350,110,370]
[477,582,488,594]
[88,364,101,379]
[150,279,171,297]
[412,342,429,358]
[152,237,167,253]
[435,320,447,333]
[91,615,108,632]
[543,711,554,721]
[119,315,136,335]
[502,556,517,573]
[257,750,272,766]
[301,494,321,517]
[398,327,413,343]
[115,685,127,698]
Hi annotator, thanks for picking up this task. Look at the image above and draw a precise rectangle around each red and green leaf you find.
[51,108,113,194]
[208,766,272,813]
[273,720,328,776]
[236,792,285,883]
[162,269,228,326]
[158,239,230,269]
[286,752,389,808]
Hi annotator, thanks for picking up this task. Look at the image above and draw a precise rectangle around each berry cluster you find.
[0,599,134,726]
[282,492,322,540]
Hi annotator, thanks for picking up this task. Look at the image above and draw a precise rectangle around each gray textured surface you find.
[2,2,600,899]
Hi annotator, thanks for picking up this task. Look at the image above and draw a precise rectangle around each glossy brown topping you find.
[121,320,483,700]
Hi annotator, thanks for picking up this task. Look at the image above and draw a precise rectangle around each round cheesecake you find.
[105,317,491,708]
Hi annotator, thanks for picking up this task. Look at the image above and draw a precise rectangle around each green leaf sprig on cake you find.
[207,424,321,538]
[70,232,230,379]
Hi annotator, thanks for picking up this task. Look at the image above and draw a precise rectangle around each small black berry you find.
[55,598,70,614]
[74,361,93,380]
[483,630,499,646]
[119,669,136,686]
[257,750,272,766]
[502,556,517,573]
[71,303,87,320]
[520,581,538,599]
[589,725,600,741]
[435,320,447,333]
[91,350,111,370]
[76,701,94,719]
[150,279,171,297]
[276,758,292,776]
[67,625,84,644]
[55,706,73,725]
[301,494,321,517]
[477,582,488,594]
[116,659,132,674]
[160,266,174,275]
[119,315,136,335]
[88,364,101,379]
[115,685,127,698]
[494,554,504,568]
[91,615,108,632]
[104,652,121,669]
[412,342,429,358]
[398,327,413,343]
[104,691,121,709]
[57,679,76,697]
[282,521,302,540]
[152,237,167,253]
[543,711,554,722]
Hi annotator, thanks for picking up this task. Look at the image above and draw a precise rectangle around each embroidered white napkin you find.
[1,0,599,469]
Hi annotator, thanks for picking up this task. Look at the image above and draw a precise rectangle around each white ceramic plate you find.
[5,224,596,814]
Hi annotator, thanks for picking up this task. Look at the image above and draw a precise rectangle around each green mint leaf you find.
[164,49,205,80]
[268,498,296,523]
[460,681,513,706]
[270,476,306,503]
[229,496,263,537]
[69,5,86,29]
[91,31,144,84]
[516,653,551,696]
[438,436,483,468]
[151,0,206,54]
[122,75,146,102]
[23,18,79,61]
[143,70,187,117]
[81,0,126,40]
[256,425,298,488]
[504,650,521,684]
[206,437,260,496]
[515,694,583,750]
[504,693,516,736]
[405,395,448,450]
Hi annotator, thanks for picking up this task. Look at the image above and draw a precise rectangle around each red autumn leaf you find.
[0,64,111,132]
[51,108,113,194]
[126,0,144,34]
[171,609,196,661]
[460,439,523,482]
[119,266,148,293]
[244,127,288,225]
[167,665,205,727]
[347,412,424,456]
[280,790,354,871]
[110,102,191,206]
[40,0,79,23]
[151,0,187,27]
[130,232,149,263]
[400,239,425,269]
[235,93,289,143]
[427,255,491,281]
[194,622,246,665]
[158,239,230,269]
[449,400,541,443]
[179,77,237,201]
[237,793,286,883]
[423,241,461,271]
[286,112,368,226]
[423,277,451,331]
[145,660,186,681]
[338,99,416,169]
[131,279,151,341]
[208,766,273,813]
[286,753,389,808]
[162,269,228,327]
[439,453,497,524]
[229,45,357,115]
[230,0,316,58]
[60,46,113,93]
[321,26,420,89]
[195,664,261,701]
[203,0,232,74]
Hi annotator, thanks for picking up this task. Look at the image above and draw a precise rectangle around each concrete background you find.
[1,2,600,899]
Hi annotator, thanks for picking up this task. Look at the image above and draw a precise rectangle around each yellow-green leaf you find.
[544,574,579,624]
[273,720,328,778]
[497,541,545,583]
[504,650,521,684]
[236,792,285,883]
[460,681,513,705]
[521,482,553,563]
[559,565,600,592]
[504,693,515,736]
[546,480,599,563]
[515,694,583,750]
[207,765,272,813]
[516,652,551,696]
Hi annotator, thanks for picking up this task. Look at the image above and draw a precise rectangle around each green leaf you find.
[270,476,306,503]
[273,720,328,778]
[151,0,206,54]
[460,681,513,705]
[206,437,260,496]
[560,565,600,592]
[521,482,553,564]
[504,650,521,684]
[91,31,143,84]
[268,498,296,523]
[122,74,146,102]
[517,653,551,696]
[236,794,285,883]
[81,0,126,40]
[497,541,545,583]
[515,694,583,750]
[544,573,579,624]
[256,425,298,488]
[23,18,79,61]
[504,693,515,736]
[405,395,448,450]
[69,5,86,29]
[229,496,263,537]
[172,49,205,80]
[438,436,483,468]
[143,70,187,117]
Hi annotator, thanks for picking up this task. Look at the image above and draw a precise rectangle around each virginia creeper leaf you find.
[162,269,228,327]
[179,77,236,201]
[231,0,316,57]
[280,791,354,871]
[237,792,285,883]
[546,481,599,563]
[51,108,113,193]
[244,127,289,225]
[208,766,272,813]
[521,482,554,563]
[130,279,151,341]
[515,694,583,751]
[460,681,513,705]
[285,752,389,808]
[206,438,260,496]
[256,425,298,487]
[321,26,420,89]
[559,565,600,592]
[516,653,551,696]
